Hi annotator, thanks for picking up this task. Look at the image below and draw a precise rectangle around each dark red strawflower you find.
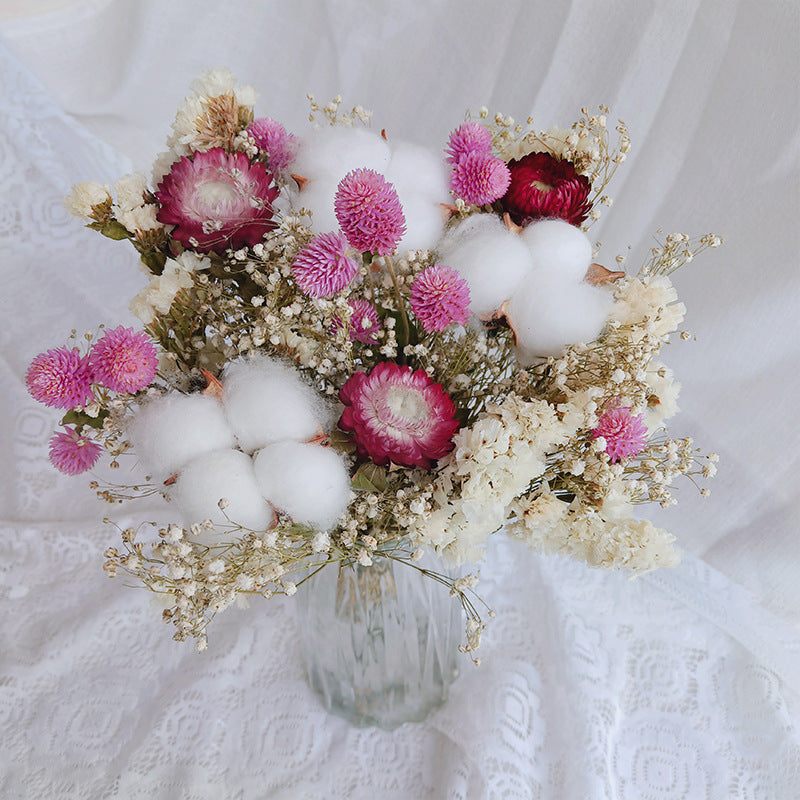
[501,152,592,227]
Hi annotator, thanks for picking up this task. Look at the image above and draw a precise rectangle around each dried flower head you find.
[291,231,359,298]
[445,121,493,165]
[247,117,298,171]
[449,151,511,206]
[26,347,94,409]
[591,406,648,462]
[90,326,158,393]
[410,264,471,332]
[49,428,102,475]
[334,168,406,256]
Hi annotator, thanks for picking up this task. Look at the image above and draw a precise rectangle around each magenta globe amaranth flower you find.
[445,122,493,165]
[334,168,406,256]
[156,148,279,254]
[339,362,460,469]
[331,299,382,344]
[49,428,102,475]
[591,406,648,463]
[410,264,470,332]
[291,231,359,298]
[247,118,298,171]
[449,151,511,206]
[26,347,94,409]
[90,326,158,393]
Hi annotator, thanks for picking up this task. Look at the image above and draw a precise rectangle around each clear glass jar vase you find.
[295,543,462,730]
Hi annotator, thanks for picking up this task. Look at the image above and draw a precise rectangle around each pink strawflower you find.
[334,168,406,256]
[591,406,649,463]
[247,118,298,171]
[332,299,382,344]
[292,231,359,297]
[339,361,460,469]
[89,326,158,393]
[156,148,279,254]
[49,428,102,475]
[25,347,94,409]
[445,122,493,165]
[410,264,470,332]
[449,151,511,206]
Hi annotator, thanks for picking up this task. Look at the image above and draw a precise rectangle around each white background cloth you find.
[0,1,798,797]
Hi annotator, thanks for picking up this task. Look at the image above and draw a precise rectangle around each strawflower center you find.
[530,179,553,193]
[385,386,428,424]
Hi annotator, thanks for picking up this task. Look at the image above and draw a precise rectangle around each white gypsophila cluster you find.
[439,216,613,360]
[291,126,450,253]
[610,274,686,339]
[409,395,575,564]
[642,361,681,432]
[63,181,111,222]
[167,67,257,158]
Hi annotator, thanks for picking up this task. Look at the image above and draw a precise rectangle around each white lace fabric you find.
[1,3,799,797]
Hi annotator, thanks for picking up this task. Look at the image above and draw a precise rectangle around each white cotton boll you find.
[292,127,391,183]
[222,356,330,452]
[128,393,236,481]
[436,213,506,260]
[171,449,275,537]
[385,141,450,202]
[506,273,614,363]
[437,216,532,318]
[294,176,342,235]
[253,441,352,530]
[396,194,447,252]
[520,219,593,282]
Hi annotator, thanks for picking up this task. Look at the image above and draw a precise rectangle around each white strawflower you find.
[64,181,111,222]
[113,173,148,214]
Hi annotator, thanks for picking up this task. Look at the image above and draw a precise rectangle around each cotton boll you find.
[294,176,341,235]
[436,213,506,261]
[438,216,532,318]
[222,356,330,452]
[520,219,593,282]
[386,141,450,202]
[292,127,391,184]
[396,194,447,252]
[506,273,614,363]
[127,393,236,481]
[171,449,275,538]
[253,441,352,530]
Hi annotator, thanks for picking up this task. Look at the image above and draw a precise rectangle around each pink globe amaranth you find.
[591,406,648,463]
[49,427,102,475]
[410,264,470,332]
[338,361,460,470]
[25,347,94,409]
[449,150,511,206]
[334,168,406,256]
[501,151,591,227]
[331,299,382,344]
[291,231,359,298]
[89,326,158,393]
[156,148,279,254]
[445,122,493,165]
[247,118,298,171]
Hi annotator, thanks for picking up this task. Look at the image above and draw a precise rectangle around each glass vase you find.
[295,544,462,730]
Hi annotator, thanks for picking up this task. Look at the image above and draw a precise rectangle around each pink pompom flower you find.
[449,150,511,206]
[410,264,470,332]
[591,406,648,463]
[334,168,406,256]
[332,299,382,344]
[49,428,102,475]
[89,326,158,393]
[292,231,359,297]
[445,121,493,165]
[339,361,460,469]
[247,118,298,171]
[26,347,94,409]
[156,148,279,254]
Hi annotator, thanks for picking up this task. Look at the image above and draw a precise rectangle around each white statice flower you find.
[129,255,201,323]
[117,204,164,235]
[113,173,148,214]
[507,484,570,544]
[64,181,111,222]
[167,67,257,158]
[643,360,681,432]
[611,275,686,338]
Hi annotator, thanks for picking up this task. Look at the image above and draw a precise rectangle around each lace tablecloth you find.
[1,2,799,797]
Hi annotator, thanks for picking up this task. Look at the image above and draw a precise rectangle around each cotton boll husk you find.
[253,441,352,530]
[292,127,391,184]
[385,141,450,202]
[437,216,532,318]
[507,273,614,363]
[222,356,331,452]
[127,393,236,481]
[171,449,275,539]
[520,218,593,282]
